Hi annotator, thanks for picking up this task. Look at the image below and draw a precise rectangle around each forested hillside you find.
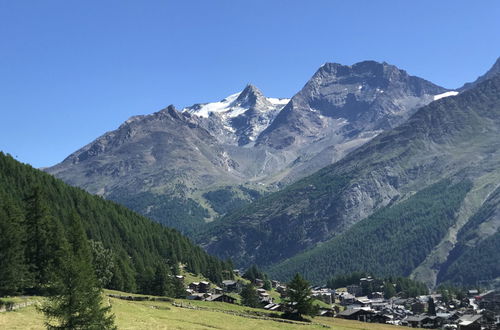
[0,152,232,295]
[266,180,471,283]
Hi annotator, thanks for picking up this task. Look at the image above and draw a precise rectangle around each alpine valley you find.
[45,57,500,288]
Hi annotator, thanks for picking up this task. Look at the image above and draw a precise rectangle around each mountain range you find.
[45,57,500,288]
[46,60,455,233]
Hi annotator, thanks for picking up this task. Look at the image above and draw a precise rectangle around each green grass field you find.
[0,292,408,330]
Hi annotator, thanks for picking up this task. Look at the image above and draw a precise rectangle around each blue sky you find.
[1,0,499,168]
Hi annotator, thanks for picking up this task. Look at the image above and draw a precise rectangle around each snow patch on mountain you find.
[434,91,459,101]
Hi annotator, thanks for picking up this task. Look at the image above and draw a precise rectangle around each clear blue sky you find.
[1,0,499,168]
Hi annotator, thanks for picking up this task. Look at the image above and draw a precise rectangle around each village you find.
[180,272,500,330]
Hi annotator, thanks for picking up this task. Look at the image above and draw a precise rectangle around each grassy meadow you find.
[0,292,409,330]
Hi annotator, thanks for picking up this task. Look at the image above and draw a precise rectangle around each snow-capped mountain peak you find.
[182,85,290,146]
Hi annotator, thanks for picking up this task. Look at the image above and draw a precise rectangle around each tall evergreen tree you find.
[0,195,28,295]
[24,187,54,292]
[151,263,169,296]
[284,274,318,321]
[240,283,260,308]
[427,297,436,316]
[41,215,116,329]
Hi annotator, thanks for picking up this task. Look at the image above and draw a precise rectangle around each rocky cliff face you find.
[255,61,449,184]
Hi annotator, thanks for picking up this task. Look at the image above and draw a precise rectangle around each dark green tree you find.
[24,187,54,292]
[427,297,436,316]
[0,195,28,295]
[151,263,169,296]
[383,282,397,299]
[41,216,116,329]
[240,283,260,308]
[284,274,318,321]
[169,276,187,299]
[243,264,266,283]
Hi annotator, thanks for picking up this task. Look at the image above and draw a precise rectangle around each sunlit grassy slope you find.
[0,293,409,330]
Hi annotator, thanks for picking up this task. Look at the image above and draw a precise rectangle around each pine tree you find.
[24,187,53,292]
[427,297,436,316]
[0,195,28,295]
[170,276,187,299]
[284,274,318,321]
[241,283,260,308]
[151,263,169,296]
[383,281,397,299]
[41,215,116,329]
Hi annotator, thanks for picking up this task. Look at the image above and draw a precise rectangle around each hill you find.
[0,291,410,330]
[0,152,232,294]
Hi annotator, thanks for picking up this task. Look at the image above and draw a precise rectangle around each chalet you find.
[189,282,200,292]
[404,315,443,328]
[411,301,426,314]
[371,313,391,324]
[199,281,210,293]
[222,280,240,293]
[313,292,333,305]
[457,314,483,330]
[213,286,223,294]
[347,284,362,297]
[276,285,287,298]
[477,290,500,313]
[467,289,479,297]
[339,292,356,305]
[205,294,236,304]
[271,280,280,288]
[254,278,264,287]
[174,275,184,281]
[337,309,375,322]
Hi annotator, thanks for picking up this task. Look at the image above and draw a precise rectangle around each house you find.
[347,284,362,297]
[213,286,223,294]
[404,315,443,328]
[189,282,200,292]
[337,309,375,322]
[339,292,356,305]
[254,278,264,287]
[205,294,236,304]
[222,280,241,293]
[411,301,426,314]
[199,281,210,293]
[276,285,287,298]
[457,314,483,330]
[371,313,391,324]
[271,280,280,289]
[477,290,500,313]
[313,292,333,305]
